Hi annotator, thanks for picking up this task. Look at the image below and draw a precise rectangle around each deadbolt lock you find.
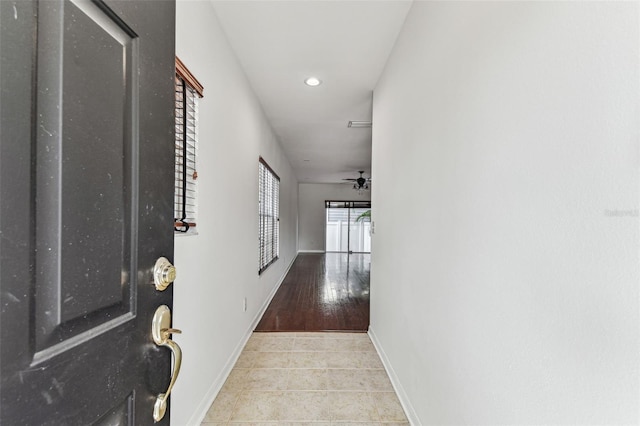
[153,257,176,291]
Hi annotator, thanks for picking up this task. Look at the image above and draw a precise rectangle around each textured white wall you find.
[173,2,298,424]
[298,183,371,252]
[371,2,639,424]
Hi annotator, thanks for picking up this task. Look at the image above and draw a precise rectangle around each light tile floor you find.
[201,332,409,425]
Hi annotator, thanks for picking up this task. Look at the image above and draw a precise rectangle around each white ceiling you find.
[212,0,412,183]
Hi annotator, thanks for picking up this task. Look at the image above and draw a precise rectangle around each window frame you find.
[174,57,203,235]
[258,157,280,274]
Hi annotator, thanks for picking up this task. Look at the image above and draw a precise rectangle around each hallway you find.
[168,2,638,424]
[256,254,370,332]
[200,255,400,424]
[0,0,635,424]
[201,332,408,424]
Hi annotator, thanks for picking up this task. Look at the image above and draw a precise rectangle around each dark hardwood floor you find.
[255,253,370,332]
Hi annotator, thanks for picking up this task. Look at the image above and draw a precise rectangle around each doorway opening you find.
[325,201,371,253]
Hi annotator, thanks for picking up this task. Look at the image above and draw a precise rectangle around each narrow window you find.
[174,57,203,234]
[258,157,280,273]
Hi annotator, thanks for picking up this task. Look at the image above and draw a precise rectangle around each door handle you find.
[151,305,182,422]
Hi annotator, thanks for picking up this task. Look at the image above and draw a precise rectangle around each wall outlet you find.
[243,297,247,312]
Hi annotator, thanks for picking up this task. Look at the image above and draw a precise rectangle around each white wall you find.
[298,183,370,252]
[173,2,298,424]
[371,2,639,424]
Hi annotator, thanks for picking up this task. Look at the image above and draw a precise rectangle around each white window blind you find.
[259,157,280,274]
[174,57,203,234]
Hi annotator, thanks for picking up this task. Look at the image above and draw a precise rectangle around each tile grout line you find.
[204,333,409,425]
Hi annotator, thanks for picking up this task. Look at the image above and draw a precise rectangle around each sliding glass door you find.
[325,201,371,253]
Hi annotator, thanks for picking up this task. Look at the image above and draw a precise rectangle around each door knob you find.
[153,257,176,291]
[151,305,182,422]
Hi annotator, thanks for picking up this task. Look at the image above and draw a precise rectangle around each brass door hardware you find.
[153,257,176,291]
[151,305,182,422]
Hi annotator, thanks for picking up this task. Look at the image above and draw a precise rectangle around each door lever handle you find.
[151,306,183,422]
[161,328,182,339]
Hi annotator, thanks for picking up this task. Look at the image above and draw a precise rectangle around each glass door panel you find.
[325,201,371,253]
[348,207,371,253]
[326,207,348,252]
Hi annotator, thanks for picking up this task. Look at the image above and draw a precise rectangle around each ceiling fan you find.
[342,171,370,191]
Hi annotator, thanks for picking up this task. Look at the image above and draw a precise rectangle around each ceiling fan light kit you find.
[342,170,370,193]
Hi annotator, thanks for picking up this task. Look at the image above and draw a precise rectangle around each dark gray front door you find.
[0,0,176,424]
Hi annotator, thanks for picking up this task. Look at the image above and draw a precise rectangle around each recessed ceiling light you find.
[304,77,321,87]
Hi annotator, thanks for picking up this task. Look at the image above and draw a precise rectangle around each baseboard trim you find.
[298,249,324,253]
[250,253,297,331]
[368,326,420,426]
[184,329,249,426]
[185,254,298,426]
